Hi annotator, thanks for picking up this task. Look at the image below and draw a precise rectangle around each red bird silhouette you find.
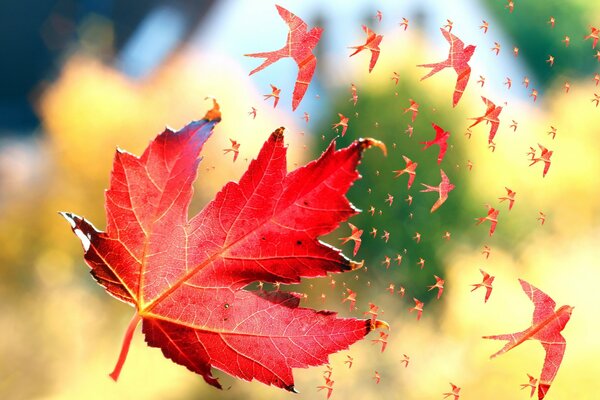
[521,373,538,398]
[263,84,281,108]
[317,376,334,399]
[443,382,461,400]
[418,28,476,107]
[585,26,599,48]
[246,5,323,111]
[344,355,353,368]
[421,123,450,164]
[420,169,455,212]
[480,20,489,34]
[373,371,381,384]
[349,83,358,106]
[529,144,553,177]
[332,113,349,137]
[349,25,383,72]
[483,279,573,400]
[469,96,503,144]
[506,0,514,13]
[471,268,495,303]
[393,155,418,189]
[476,205,500,236]
[409,298,424,320]
[400,354,410,367]
[339,223,363,256]
[371,331,388,352]
[443,19,454,32]
[222,139,240,162]
[342,288,357,311]
[399,17,409,31]
[499,187,516,210]
[428,275,445,300]
[403,99,419,122]
[491,42,501,55]
[375,10,383,22]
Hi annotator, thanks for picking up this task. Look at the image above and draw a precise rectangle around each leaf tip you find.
[271,126,285,139]
[59,211,91,252]
[373,320,390,331]
[203,97,222,121]
[286,385,299,393]
[348,259,365,271]
[58,211,75,227]
[359,138,387,156]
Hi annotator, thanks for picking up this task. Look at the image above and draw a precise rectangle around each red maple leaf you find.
[483,279,573,400]
[349,25,383,72]
[245,5,323,111]
[61,102,387,391]
[418,28,476,107]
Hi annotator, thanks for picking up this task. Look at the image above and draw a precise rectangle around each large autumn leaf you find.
[61,101,386,391]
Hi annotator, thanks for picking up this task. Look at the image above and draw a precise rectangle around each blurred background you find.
[1,0,599,399]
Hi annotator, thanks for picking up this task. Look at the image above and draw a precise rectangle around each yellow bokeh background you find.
[2,5,600,400]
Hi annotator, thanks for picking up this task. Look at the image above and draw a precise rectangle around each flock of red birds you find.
[240,3,587,399]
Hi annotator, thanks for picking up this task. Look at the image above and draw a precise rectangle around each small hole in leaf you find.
[296,240,302,245]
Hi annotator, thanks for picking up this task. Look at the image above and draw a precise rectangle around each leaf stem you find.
[109,312,142,381]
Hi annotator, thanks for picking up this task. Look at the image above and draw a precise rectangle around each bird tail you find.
[417,62,444,80]
[482,330,527,358]
[420,140,433,150]
[245,51,280,75]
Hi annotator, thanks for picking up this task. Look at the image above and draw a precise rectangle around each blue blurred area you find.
[0,0,214,136]
[1,0,589,135]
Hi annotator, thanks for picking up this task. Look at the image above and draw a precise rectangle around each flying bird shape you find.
[418,28,476,107]
[349,25,383,72]
[393,155,418,189]
[246,5,323,111]
[420,169,455,212]
[483,279,573,400]
[421,123,450,164]
[469,96,503,144]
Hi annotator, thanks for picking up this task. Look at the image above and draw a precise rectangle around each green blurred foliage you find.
[312,77,477,305]
[482,0,596,87]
